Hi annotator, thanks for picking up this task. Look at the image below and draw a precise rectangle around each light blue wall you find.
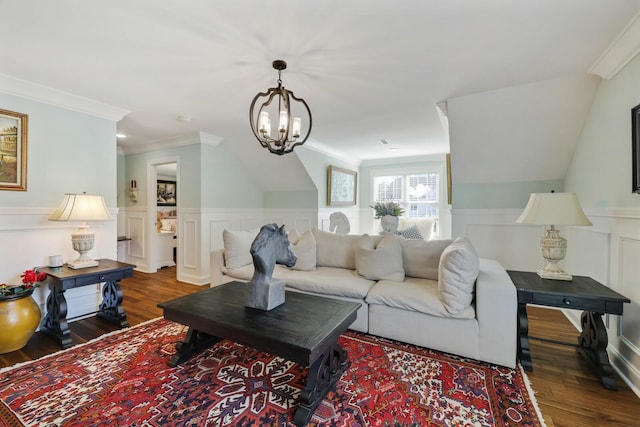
[452,180,564,209]
[124,144,201,208]
[0,93,117,208]
[264,190,317,208]
[565,53,640,208]
[200,143,264,208]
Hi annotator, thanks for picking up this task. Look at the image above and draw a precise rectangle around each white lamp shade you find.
[49,193,111,222]
[516,192,592,226]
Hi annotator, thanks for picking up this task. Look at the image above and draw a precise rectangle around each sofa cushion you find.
[438,237,480,315]
[222,228,259,269]
[397,225,423,240]
[356,233,405,281]
[401,238,453,280]
[287,229,317,271]
[312,228,362,270]
[366,277,475,319]
[284,266,376,299]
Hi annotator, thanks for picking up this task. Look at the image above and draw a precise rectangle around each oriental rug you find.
[0,318,545,427]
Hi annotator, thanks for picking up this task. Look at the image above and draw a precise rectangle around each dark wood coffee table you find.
[158,281,360,426]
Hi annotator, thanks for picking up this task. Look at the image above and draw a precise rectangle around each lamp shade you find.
[516,192,592,226]
[49,193,111,222]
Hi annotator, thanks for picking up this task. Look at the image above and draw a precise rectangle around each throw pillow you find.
[312,228,362,269]
[222,228,259,269]
[288,229,317,271]
[356,233,405,281]
[438,237,480,315]
[397,225,424,240]
[401,238,453,280]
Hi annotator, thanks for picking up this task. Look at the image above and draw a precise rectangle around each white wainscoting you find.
[452,207,640,396]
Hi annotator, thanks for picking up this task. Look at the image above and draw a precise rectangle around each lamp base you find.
[67,259,99,269]
[537,268,573,281]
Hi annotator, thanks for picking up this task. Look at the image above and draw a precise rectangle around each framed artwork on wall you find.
[633,103,640,194]
[327,165,357,206]
[0,108,28,191]
[157,180,176,206]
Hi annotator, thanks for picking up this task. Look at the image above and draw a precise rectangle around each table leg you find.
[40,287,72,349]
[168,327,221,368]
[517,303,532,371]
[97,279,129,328]
[579,311,618,390]
[293,342,349,427]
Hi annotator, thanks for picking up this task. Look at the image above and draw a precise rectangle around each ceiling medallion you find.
[249,60,312,155]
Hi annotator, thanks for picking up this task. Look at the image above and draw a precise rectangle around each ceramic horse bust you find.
[329,212,350,235]
[246,223,297,311]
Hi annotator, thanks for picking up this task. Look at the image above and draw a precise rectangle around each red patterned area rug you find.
[0,318,545,427]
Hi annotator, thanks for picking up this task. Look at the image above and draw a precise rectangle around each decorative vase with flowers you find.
[0,269,46,353]
[370,202,405,233]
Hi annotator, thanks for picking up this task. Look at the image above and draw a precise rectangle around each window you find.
[373,172,439,219]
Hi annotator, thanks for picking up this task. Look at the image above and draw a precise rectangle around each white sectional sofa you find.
[210,228,517,368]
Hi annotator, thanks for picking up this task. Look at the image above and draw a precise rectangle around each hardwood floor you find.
[1,267,639,426]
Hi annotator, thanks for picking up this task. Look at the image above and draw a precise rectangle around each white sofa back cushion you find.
[438,237,480,314]
[401,239,453,280]
[222,228,259,269]
[287,229,317,271]
[312,228,363,270]
[356,233,405,281]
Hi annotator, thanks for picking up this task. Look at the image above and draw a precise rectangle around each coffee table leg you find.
[517,303,532,371]
[293,342,349,427]
[579,311,618,390]
[168,327,221,368]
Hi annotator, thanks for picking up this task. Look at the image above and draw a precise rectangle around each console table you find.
[39,259,135,349]
[508,270,630,390]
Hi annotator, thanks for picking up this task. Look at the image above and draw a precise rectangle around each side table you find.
[38,259,136,349]
[508,270,630,390]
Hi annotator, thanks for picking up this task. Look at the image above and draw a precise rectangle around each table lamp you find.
[516,192,592,281]
[49,193,112,269]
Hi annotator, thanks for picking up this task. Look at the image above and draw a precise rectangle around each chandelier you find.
[249,60,312,155]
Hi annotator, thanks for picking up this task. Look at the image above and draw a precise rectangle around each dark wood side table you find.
[508,270,630,390]
[39,259,136,349]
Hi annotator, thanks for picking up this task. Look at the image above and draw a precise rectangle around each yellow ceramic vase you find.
[0,292,42,354]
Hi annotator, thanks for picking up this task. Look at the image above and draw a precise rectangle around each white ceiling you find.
[1,0,639,167]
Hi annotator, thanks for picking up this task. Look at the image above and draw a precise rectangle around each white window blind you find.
[373,172,439,219]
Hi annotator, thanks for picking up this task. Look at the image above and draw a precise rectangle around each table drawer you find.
[75,271,126,287]
[532,293,606,312]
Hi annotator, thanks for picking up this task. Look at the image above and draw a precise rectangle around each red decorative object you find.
[0,319,544,426]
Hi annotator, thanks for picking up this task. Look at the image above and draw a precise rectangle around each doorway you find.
[148,159,179,277]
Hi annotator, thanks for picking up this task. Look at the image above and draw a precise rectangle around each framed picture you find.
[327,165,357,206]
[633,103,640,194]
[0,109,28,191]
[157,179,176,206]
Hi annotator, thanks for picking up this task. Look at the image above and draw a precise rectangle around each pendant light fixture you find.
[249,60,312,155]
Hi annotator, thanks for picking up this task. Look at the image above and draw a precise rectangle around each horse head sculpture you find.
[329,212,350,235]
[246,223,297,310]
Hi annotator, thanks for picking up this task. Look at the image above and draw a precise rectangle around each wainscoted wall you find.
[0,207,118,322]
[452,208,640,395]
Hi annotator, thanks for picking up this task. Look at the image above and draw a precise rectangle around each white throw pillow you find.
[438,237,480,315]
[356,233,405,281]
[222,228,259,269]
[288,229,317,271]
[312,228,362,269]
[401,239,453,280]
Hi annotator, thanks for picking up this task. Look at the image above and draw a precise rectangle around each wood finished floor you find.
[1,267,639,426]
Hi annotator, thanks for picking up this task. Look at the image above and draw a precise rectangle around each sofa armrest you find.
[475,258,517,368]
[210,248,227,287]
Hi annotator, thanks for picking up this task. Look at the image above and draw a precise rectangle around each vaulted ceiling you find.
[1,1,639,187]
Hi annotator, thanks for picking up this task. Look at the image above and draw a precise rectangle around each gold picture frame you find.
[327,165,357,206]
[0,108,28,191]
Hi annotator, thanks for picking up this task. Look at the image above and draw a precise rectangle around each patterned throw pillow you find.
[397,225,424,240]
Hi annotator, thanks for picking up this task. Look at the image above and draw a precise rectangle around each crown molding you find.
[589,11,640,80]
[0,73,129,121]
